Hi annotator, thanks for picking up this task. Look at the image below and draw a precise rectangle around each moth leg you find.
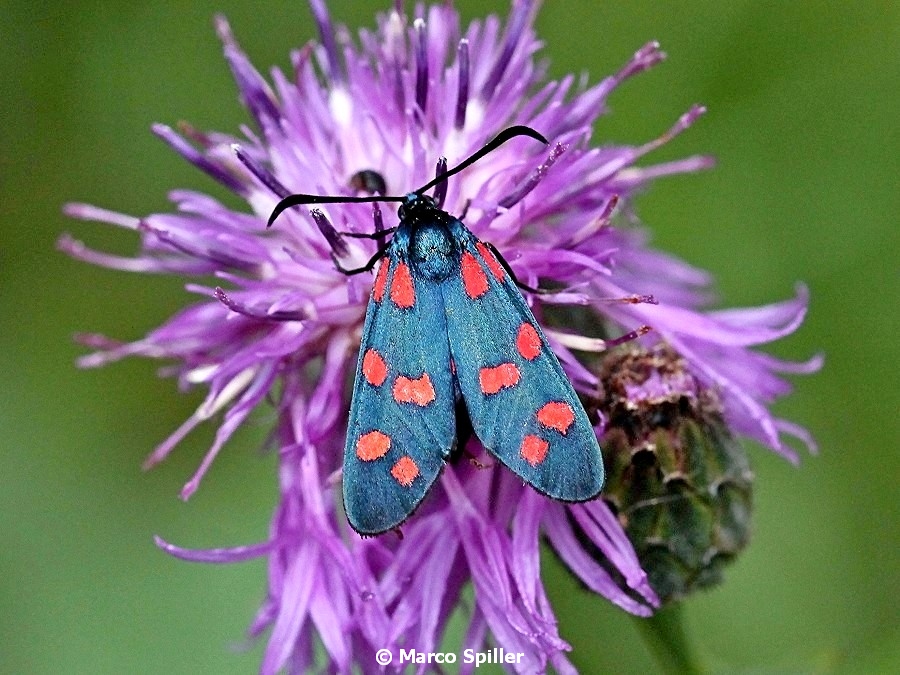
[483,241,552,295]
[336,227,398,239]
[331,246,388,275]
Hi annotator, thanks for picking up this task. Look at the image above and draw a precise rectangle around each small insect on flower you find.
[348,169,388,196]
[269,126,606,535]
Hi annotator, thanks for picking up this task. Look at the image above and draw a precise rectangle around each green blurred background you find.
[1,1,896,673]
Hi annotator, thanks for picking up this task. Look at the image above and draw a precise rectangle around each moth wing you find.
[343,252,455,534]
[443,235,604,501]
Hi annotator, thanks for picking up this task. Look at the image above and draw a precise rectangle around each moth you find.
[269,126,604,534]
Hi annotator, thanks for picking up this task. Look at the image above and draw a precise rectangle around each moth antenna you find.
[267,126,546,227]
[414,125,548,196]
[267,193,404,227]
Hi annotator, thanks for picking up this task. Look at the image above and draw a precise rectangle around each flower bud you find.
[587,344,754,604]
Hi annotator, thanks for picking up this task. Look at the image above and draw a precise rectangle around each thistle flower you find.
[61,1,818,672]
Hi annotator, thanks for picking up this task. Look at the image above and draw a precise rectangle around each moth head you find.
[398,193,437,222]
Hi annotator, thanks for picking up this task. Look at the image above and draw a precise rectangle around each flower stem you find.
[634,603,706,674]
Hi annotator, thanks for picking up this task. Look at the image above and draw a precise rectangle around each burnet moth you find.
[269,126,604,534]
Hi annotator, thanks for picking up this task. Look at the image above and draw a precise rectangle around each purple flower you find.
[62,1,818,672]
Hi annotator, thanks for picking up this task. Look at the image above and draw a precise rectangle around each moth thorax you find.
[409,223,459,281]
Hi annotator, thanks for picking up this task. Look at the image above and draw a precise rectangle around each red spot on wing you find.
[391,455,419,486]
[450,358,456,374]
[516,323,542,360]
[362,349,387,386]
[390,261,415,308]
[461,252,489,298]
[476,241,505,281]
[356,430,391,461]
[373,259,389,302]
[520,435,549,466]
[479,363,520,395]
[392,373,436,406]
[537,401,575,434]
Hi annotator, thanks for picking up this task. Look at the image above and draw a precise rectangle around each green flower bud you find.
[587,344,754,604]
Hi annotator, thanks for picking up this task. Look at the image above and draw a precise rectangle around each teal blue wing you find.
[342,251,456,534]
[442,233,604,501]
